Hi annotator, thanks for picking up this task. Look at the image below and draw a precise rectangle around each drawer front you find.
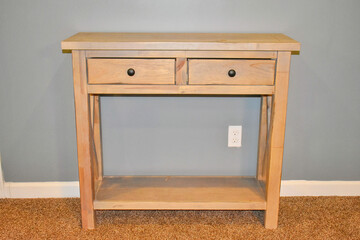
[188,59,275,85]
[87,59,175,84]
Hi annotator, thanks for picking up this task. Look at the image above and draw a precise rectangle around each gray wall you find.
[0,0,359,181]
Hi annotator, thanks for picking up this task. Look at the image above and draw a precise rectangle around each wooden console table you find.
[61,33,300,229]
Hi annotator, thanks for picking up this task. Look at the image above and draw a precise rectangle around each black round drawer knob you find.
[127,68,135,76]
[228,69,236,77]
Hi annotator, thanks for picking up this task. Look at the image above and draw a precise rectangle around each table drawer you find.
[188,59,275,85]
[87,59,175,84]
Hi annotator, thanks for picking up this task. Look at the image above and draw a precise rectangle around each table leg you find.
[90,95,103,193]
[257,96,269,184]
[264,51,291,229]
[72,50,95,229]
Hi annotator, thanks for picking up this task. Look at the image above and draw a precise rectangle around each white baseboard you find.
[280,180,360,196]
[2,182,79,198]
[0,154,4,198]
[0,180,359,199]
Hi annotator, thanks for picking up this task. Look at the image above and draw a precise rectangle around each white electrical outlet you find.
[228,126,242,147]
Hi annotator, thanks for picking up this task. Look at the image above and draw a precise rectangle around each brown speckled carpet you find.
[0,197,359,239]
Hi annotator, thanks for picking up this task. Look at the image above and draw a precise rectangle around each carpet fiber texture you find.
[0,197,359,239]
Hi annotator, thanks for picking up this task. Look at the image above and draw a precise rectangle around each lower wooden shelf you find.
[94,176,266,210]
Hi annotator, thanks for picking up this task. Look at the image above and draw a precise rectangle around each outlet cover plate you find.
[228,126,242,147]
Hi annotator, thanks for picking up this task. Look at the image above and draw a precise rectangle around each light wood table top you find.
[61,32,300,51]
